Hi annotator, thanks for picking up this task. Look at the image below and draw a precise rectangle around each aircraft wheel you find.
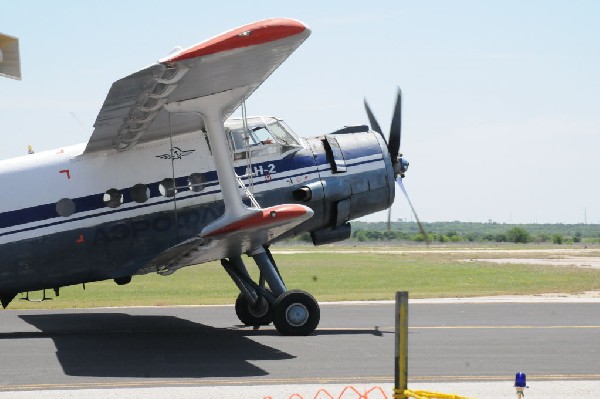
[235,293,272,326]
[273,290,320,336]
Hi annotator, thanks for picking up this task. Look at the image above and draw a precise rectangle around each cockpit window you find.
[253,125,274,144]
[226,117,300,151]
[267,121,298,146]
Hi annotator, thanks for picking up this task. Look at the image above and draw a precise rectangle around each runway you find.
[0,299,598,397]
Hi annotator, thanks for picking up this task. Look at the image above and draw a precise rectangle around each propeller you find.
[364,88,429,244]
[396,177,428,244]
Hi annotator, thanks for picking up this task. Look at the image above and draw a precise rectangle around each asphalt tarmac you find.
[0,299,598,396]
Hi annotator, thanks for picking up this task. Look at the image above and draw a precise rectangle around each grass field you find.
[9,245,600,309]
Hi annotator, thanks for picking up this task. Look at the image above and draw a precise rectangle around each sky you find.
[1,1,599,224]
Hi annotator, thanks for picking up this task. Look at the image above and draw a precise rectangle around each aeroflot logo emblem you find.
[156,147,196,160]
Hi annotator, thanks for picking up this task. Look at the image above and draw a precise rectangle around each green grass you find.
[9,247,600,309]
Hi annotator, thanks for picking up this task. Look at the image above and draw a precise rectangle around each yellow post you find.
[395,291,409,399]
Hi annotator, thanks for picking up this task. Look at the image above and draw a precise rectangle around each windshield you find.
[225,117,301,151]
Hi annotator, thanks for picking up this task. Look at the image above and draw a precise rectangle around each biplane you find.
[0,18,414,335]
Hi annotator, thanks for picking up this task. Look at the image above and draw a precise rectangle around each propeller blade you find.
[363,98,386,142]
[388,88,402,164]
[386,206,392,232]
[396,177,429,245]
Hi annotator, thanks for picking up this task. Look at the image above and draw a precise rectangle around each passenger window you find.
[159,178,176,197]
[103,189,123,208]
[188,173,205,192]
[56,198,76,217]
[130,184,150,203]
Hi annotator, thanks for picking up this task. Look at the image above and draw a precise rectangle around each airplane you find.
[0,18,416,335]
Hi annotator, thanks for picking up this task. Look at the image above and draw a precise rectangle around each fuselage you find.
[0,117,394,296]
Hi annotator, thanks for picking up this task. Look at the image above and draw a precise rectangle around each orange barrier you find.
[263,385,390,399]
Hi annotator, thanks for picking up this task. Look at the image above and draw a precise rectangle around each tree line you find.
[289,221,600,244]
[350,221,600,244]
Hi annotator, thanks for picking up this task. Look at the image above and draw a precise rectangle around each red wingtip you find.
[165,18,308,63]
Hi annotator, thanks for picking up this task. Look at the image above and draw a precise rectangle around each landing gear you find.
[222,247,320,335]
[273,290,320,336]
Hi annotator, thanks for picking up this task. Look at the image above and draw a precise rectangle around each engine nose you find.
[298,126,397,245]
[319,126,396,219]
[397,157,409,177]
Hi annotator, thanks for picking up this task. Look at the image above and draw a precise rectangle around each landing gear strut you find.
[222,246,320,335]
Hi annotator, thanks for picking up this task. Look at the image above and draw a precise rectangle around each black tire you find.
[235,293,272,326]
[272,290,320,336]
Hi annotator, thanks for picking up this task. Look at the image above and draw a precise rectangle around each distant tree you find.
[536,233,550,243]
[482,233,495,242]
[298,233,312,242]
[384,231,399,240]
[355,230,367,242]
[449,235,463,242]
[413,233,425,242]
[366,230,384,241]
[465,233,477,242]
[552,234,563,244]
[495,233,507,242]
[574,231,582,243]
[507,227,531,243]
[395,231,410,240]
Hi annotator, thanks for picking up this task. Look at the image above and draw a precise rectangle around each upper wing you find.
[84,18,310,153]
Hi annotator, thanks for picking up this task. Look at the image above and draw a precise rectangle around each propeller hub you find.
[395,157,409,177]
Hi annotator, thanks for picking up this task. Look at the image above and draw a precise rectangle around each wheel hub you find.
[285,302,309,327]
[249,297,270,318]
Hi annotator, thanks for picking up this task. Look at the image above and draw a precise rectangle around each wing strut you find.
[241,99,256,197]
[165,87,254,222]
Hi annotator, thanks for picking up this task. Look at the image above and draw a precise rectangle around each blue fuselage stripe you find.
[0,153,382,238]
